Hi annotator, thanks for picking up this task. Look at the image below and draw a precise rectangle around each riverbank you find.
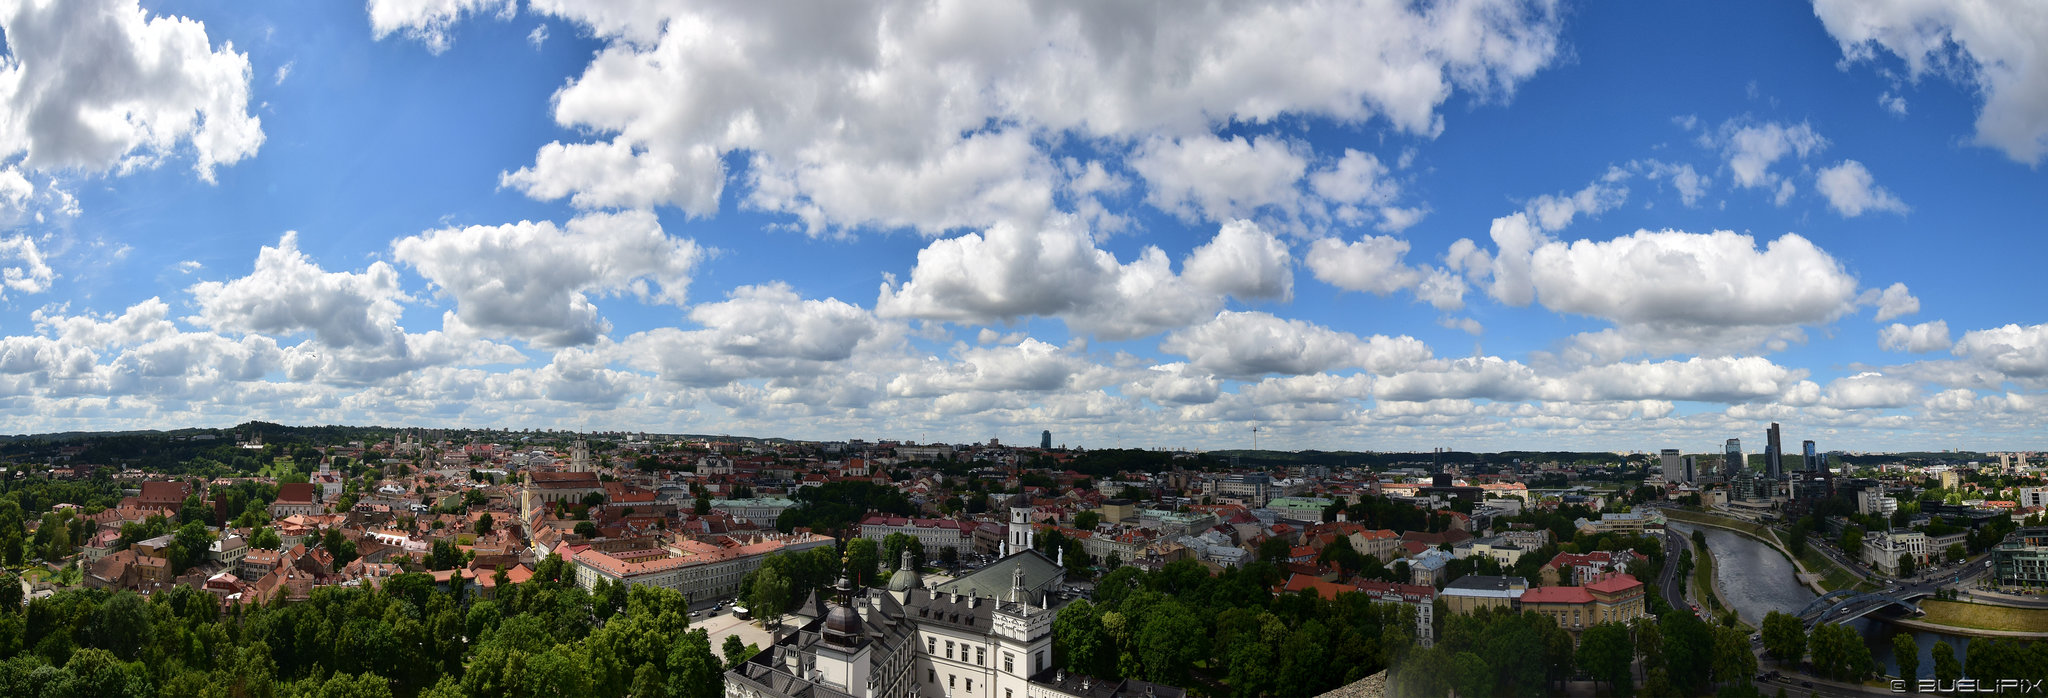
[1669,510,2048,640]
[1689,536,1718,612]
[1885,616,2048,638]
[1664,508,1777,541]
[1665,509,1828,595]
[1905,600,2048,635]
[1664,508,1892,595]
[1688,535,1739,618]
[1795,547,1877,593]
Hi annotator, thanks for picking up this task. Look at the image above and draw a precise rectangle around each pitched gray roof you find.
[932,548,1064,605]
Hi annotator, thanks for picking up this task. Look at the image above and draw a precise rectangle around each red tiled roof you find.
[276,482,316,503]
[1519,586,1595,604]
[1585,573,1642,594]
[530,471,600,486]
[1280,574,1355,599]
[139,481,190,505]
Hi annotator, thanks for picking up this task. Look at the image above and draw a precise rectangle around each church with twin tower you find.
[722,496,1183,698]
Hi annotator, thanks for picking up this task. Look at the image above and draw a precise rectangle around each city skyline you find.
[2,1,2045,451]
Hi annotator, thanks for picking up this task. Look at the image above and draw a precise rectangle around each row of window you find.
[927,637,991,666]
[921,672,1020,698]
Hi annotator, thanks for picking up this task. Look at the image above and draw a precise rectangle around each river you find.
[1668,521,1974,679]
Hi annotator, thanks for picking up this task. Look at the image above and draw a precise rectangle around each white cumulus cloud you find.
[1305,234,1424,296]
[0,234,53,298]
[1467,224,1864,361]
[1524,166,1630,232]
[1878,91,1908,117]
[466,0,1566,233]
[1717,120,1826,198]
[617,285,894,389]
[1180,220,1295,302]
[1820,372,1919,409]
[0,0,263,181]
[1880,320,1951,353]
[1868,282,1920,322]
[365,0,515,54]
[391,210,703,347]
[1816,160,1908,217]
[1161,311,1431,379]
[1131,134,1308,223]
[1529,229,1858,328]
[188,232,407,349]
[878,217,1293,340]
[1813,0,2048,164]
[1951,322,2048,380]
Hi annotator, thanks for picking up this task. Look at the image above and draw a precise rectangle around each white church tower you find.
[570,439,590,473]
[1006,496,1033,557]
[520,470,535,524]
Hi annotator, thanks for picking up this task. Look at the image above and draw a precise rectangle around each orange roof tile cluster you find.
[1584,573,1642,594]
[573,533,829,579]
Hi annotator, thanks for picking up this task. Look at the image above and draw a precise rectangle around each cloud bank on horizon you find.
[0,0,2044,451]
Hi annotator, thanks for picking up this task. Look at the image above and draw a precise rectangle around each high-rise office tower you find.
[1682,455,1697,484]
[1041,430,1051,450]
[1803,440,1818,472]
[1766,423,1783,480]
[1724,439,1743,479]
[1661,448,1682,483]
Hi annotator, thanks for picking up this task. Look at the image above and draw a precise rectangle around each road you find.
[1783,525,2041,609]
[1657,528,1692,611]
[1752,671,1900,697]
[1800,534,1881,584]
[1804,577,1944,625]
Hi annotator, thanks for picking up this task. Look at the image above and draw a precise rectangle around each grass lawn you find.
[1665,509,1779,545]
[1915,600,2048,633]
[258,457,299,481]
[1691,539,1721,611]
[1795,548,1865,592]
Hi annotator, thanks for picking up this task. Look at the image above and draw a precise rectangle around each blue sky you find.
[2,0,2044,452]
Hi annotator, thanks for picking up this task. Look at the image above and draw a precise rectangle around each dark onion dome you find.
[823,600,863,645]
[823,555,863,645]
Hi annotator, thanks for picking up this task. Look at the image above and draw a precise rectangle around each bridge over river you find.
[1670,521,1976,680]
[1795,586,1937,627]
